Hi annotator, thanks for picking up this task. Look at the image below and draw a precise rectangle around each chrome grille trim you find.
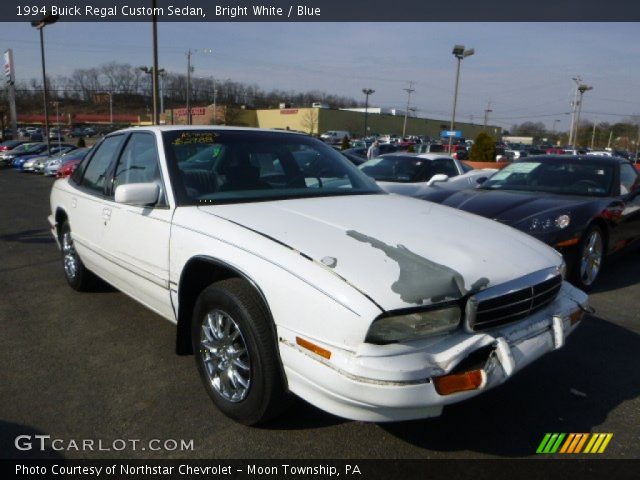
[465,266,563,332]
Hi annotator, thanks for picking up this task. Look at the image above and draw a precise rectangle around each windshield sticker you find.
[173,132,217,145]
[491,162,541,181]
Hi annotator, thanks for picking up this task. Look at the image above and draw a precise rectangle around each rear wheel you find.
[571,224,604,290]
[60,221,96,291]
[192,278,289,425]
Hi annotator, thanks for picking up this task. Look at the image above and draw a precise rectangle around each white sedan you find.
[358,152,473,194]
[49,126,589,424]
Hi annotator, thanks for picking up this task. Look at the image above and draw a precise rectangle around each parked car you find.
[42,148,90,176]
[49,126,588,425]
[0,140,28,152]
[0,142,44,166]
[55,157,83,178]
[22,145,77,172]
[358,153,472,194]
[15,144,76,171]
[320,130,350,145]
[419,156,640,289]
[341,144,398,165]
[49,128,66,141]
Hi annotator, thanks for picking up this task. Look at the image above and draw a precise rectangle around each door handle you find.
[102,207,112,222]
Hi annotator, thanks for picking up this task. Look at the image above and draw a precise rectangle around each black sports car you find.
[418,156,640,289]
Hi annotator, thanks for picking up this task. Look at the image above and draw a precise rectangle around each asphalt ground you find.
[0,169,639,460]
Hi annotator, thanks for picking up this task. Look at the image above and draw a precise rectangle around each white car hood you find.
[198,194,561,311]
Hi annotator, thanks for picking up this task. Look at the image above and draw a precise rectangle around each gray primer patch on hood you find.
[346,230,489,305]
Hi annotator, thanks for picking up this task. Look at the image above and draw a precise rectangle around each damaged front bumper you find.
[278,281,588,422]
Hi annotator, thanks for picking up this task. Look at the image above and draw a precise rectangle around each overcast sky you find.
[1,22,639,131]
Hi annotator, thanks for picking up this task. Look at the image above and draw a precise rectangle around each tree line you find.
[509,120,640,150]
[0,61,362,118]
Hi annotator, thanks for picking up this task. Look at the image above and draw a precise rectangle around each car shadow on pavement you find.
[590,247,640,294]
[0,228,54,245]
[379,315,640,457]
[264,397,347,430]
[0,421,66,460]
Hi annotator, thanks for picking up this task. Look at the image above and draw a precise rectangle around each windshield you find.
[482,161,615,197]
[359,155,429,183]
[163,130,381,204]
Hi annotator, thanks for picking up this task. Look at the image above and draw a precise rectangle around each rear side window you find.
[620,163,639,195]
[79,135,124,194]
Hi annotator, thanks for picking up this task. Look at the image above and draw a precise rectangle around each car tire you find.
[571,224,605,290]
[59,221,96,291]
[192,278,289,425]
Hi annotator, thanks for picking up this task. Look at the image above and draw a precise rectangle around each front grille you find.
[467,274,563,331]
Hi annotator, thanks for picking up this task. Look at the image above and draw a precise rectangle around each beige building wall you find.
[162,105,502,140]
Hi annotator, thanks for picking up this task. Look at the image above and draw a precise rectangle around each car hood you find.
[424,188,596,226]
[198,194,562,311]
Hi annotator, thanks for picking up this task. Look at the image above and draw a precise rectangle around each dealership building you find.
[161,104,502,140]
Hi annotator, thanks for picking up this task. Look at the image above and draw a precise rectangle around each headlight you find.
[527,213,570,232]
[366,304,461,344]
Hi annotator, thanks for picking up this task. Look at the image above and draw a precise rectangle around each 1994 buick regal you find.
[49,127,589,425]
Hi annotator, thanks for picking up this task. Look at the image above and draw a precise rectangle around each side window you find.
[113,133,161,188]
[80,135,124,194]
[431,158,459,177]
[620,163,639,195]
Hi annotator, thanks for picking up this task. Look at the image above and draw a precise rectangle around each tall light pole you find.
[402,81,415,138]
[151,0,160,125]
[362,88,375,138]
[52,100,61,148]
[449,45,474,152]
[568,76,582,147]
[31,12,59,155]
[483,101,492,129]
[140,67,165,123]
[572,83,593,148]
[186,48,212,125]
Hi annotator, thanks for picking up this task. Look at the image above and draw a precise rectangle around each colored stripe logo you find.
[536,433,613,454]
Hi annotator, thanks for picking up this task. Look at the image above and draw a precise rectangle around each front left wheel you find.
[59,221,97,291]
[571,224,605,290]
[191,278,289,425]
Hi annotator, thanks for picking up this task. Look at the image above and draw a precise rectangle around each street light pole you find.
[568,76,582,147]
[449,45,474,152]
[402,81,415,138]
[151,0,160,125]
[483,101,492,129]
[572,84,593,148]
[186,48,212,125]
[186,49,192,125]
[31,13,59,156]
[362,88,374,138]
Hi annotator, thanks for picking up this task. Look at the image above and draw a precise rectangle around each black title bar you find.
[3,0,640,22]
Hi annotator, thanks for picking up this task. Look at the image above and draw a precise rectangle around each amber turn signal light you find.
[296,336,332,359]
[433,369,484,395]
[570,310,583,325]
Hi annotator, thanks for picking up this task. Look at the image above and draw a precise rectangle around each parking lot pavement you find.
[1,169,639,460]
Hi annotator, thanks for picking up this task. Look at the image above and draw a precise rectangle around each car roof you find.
[110,125,308,135]
[514,155,627,165]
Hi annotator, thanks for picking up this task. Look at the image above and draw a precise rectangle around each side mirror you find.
[426,174,449,186]
[475,176,488,184]
[114,183,159,206]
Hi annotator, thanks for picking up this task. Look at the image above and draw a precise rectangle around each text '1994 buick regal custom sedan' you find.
[49,127,590,425]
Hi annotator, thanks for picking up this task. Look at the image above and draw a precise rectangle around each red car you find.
[546,147,565,155]
[56,158,82,178]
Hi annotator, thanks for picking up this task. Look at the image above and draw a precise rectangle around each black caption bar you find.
[3,459,639,480]
[2,0,640,22]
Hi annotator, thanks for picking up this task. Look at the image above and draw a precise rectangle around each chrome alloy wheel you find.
[580,230,603,286]
[62,232,78,280]
[200,309,251,402]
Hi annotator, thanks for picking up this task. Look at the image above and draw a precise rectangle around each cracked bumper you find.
[279,281,588,422]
